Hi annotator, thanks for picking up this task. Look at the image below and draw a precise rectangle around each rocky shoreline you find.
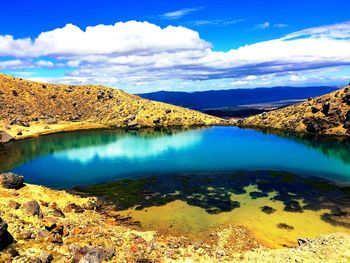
[1,173,349,262]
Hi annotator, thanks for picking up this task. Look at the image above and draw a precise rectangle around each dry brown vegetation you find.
[0,73,226,140]
[239,85,350,136]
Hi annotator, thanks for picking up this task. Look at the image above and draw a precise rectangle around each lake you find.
[1,126,350,247]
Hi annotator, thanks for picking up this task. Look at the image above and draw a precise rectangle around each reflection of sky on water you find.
[53,130,203,163]
[4,127,350,188]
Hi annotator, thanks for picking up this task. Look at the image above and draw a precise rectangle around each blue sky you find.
[1,0,350,92]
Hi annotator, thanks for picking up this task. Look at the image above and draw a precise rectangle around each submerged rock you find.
[261,206,276,214]
[249,191,268,199]
[277,223,294,231]
[0,173,24,189]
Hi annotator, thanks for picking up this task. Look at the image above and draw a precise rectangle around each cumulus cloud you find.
[1,20,350,91]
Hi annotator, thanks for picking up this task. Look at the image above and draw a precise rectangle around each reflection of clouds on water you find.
[53,131,202,163]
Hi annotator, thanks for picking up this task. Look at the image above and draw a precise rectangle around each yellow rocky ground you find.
[0,74,227,140]
[1,183,349,262]
[239,85,350,136]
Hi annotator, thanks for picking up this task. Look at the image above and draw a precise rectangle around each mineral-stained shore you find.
[0,173,349,263]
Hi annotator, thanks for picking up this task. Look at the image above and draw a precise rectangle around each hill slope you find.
[138,86,338,110]
[0,74,225,140]
[239,85,350,136]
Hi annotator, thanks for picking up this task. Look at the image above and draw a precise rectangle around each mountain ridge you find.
[0,74,225,141]
[138,86,339,110]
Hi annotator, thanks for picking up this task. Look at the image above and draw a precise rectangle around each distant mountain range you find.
[138,86,339,111]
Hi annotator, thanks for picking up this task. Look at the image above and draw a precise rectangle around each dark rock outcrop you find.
[0,173,24,189]
[0,217,14,251]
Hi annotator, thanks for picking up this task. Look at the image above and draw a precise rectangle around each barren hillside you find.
[0,74,226,140]
[239,85,350,136]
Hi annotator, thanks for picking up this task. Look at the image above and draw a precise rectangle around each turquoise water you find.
[0,126,350,188]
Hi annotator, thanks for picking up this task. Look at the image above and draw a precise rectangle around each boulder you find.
[344,110,350,130]
[342,93,350,106]
[0,131,13,143]
[0,173,24,189]
[303,117,329,134]
[0,217,14,251]
[23,200,43,218]
[322,102,330,115]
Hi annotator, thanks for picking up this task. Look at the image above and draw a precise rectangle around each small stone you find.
[39,200,49,207]
[40,251,54,263]
[297,238,311,246]
[45,118,57,124]
[19,230,34,240]
[5,245,20,258]
[37,229,50,239]
[23,200,43,218]
[51,208,65,218]
[64,203,84,213]
[48,225,63,244]
[136,259,153,263]
[42,217,57,231]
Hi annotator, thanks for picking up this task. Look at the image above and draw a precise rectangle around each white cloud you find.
[1,20,350,92]
[35,60,54,67]
[0,21,210,57]
[187,19,245,27]
[256,21,270,29]
[0,59,25,69]
[274,23,288,28]
[160,7,204,20]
